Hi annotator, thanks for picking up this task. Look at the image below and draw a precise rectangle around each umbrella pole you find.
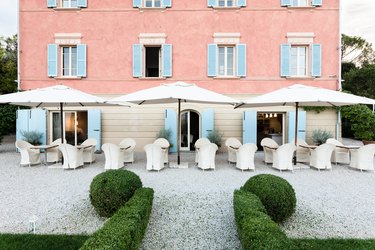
[60,103,64,165]
[293,102,299,165]
[177,99,181,165]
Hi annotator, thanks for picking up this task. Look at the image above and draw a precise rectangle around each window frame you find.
[217,45,236,77]
[290,45,309,77]
[143,45,162,78]
[144,0,162,8]
[61,0,78,8]
[61,46,78,77]
[218,0,236,7]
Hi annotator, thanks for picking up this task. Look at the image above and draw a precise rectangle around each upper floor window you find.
[218,46,235,77]
[218,0,235,7]
[62,46,77,76]
[145,0,161,7]
[62,0,77,8]
[133,0,171,8]
[292,0,308,7]
[208,0,246,8]
[290,46,307,76]
[281,0,322,7]
[47,0,87,9]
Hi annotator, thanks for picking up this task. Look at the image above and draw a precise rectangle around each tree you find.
[341,34,375,67]
[342,64,375,99]
[0,35,18,94]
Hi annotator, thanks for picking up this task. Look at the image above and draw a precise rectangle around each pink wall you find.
[20,0,340,95]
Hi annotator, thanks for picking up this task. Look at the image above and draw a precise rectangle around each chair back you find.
[358,144,375,159]
[102,143,122,169]
[119,138,136,150]
[15,140,32,150]
[260,138,278,147]
[82,138,97,147]
[144,144,164,170]
[225,138,242,148]
[154,138,170,148]
[195,138,210,149]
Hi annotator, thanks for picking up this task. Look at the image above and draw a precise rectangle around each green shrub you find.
[341,104,375,141]
[242,174,296,223]
[311,129,333,145]
[89,170,142,217]
[81,188,154,250]
[207,129,223,147]
[233,190,291,250]
[0,104,18,143]
[20,130,44,145]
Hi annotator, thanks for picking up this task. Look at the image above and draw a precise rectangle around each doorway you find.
[180,110,200,151]
[257,113,285,149]
[51,111,88,145]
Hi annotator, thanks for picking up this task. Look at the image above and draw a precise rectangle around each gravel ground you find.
[1,136,375,250]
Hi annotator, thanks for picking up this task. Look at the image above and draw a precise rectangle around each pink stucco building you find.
[18,0,340,152]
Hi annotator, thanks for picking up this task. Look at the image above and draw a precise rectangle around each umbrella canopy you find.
[109,81,239,165]
[236,84,375,164]
[0,84,109,143]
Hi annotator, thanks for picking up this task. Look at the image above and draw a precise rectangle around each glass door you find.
[180,111,200,151]
[51,111,77,145]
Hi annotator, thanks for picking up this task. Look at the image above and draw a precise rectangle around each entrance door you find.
[180,111,199,151]
[51,111,88,145]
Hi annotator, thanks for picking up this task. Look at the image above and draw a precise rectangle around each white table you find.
[30,144,58,165]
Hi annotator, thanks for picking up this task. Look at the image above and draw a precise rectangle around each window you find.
[218,46,235,76]
[218,0,234,7]
[145,0,161,7]
[62,0,78,8]
[291,0,308,7]
[290,46,307,76]
[145,46,161,77]
[62,46,77,77]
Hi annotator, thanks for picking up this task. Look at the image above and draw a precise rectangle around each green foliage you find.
[342,64,375,99]
[81,187,154,250]
[89,170,143,218]
[21,130,44,145]
[303,106,332,114]
[0,233,88,250]
[233,190,291,250]
[311,129,333,145]
[341,105,375,141]
[0,35,18,94]
[292,238,375,250]
[207,129,223,147]
[0,104,18,143]
[341,34,375,67]
[156,128,173,148]
[242,174,296,223]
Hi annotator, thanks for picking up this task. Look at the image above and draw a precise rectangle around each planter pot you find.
[362,140,375,145]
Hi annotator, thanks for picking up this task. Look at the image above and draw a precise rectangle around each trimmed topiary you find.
[90,170,142,217]
[242,174,296,223]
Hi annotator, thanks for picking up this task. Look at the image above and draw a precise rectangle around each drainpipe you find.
[336,0,342,140]
[17,0,20,91]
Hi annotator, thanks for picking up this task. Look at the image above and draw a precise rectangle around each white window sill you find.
[211,6,241,10]
[214,76,241,79]
[54,76,82,80]
[285,76,315,79]
[53,7,82,11]
[286,6,317,9]
[138,7,167,11]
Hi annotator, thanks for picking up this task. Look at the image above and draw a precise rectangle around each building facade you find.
[19,0,340,151]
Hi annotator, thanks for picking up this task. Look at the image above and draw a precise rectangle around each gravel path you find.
[1,137,375,250]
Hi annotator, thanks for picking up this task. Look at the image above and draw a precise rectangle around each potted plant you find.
[311,129,333,146]
[207,129,224,148]
[21,130,43,145]
[341,105,375,144]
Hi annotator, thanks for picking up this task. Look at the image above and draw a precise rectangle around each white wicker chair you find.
[349,144,375,172]
[144,144,165,171]
[197,143,218,171]
[260,138,279,164]
[309,143,336,171]
[295,138,310,163]
[119,138,136,163]
[102,143,124,170]
[81,138,97,164]
[272,143,297,172]
[326,138,350,165]
[194,138,211,163]
[58,144,84,170]
[225,138,242,164]
[15,140,41,167]
[154,138,170,164]
[236,143,257,171]
[46,138,66,163]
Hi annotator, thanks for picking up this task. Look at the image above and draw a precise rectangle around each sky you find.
[0,0,374,47]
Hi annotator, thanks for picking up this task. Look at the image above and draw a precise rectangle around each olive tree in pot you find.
[311,129,333,146]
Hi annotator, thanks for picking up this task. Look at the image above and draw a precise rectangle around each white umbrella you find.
[109,81,239,165]
[235,84,375,163]
[0,84,109,143]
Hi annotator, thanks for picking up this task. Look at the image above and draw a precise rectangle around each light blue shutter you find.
[207,44,217,77]
[16,110,30,145]
[77,44,87,77]
[280,44,291,77]
[165,109,177,153]
[311,0,322,6]
[208,0,216,7]
[162,0,172,7]
[29,109,47,145]
[281,0,291,6]
[311,44,322,77]
[162,44,172,77]
[288,110,306,143]
[133,0,142,7]
[236,44,246,77]
[47,44,58,77]
[237,0,246,7]
[47,0,57,8]
[243,111,257,144]
[88,109,101,152]
[77,0,87,8]
[133,44,143,78]
[202,109,214,138]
